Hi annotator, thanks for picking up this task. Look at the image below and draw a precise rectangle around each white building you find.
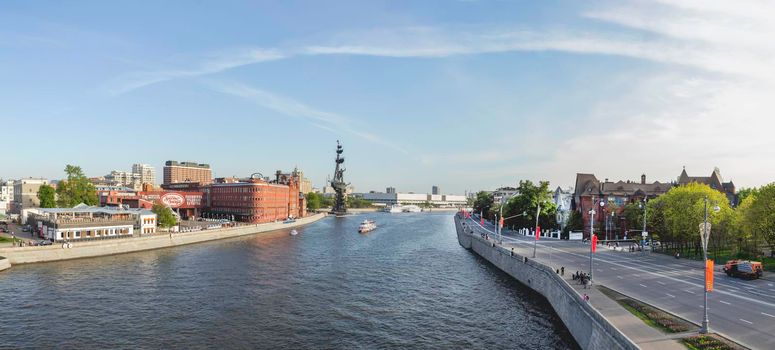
[26,205,156,241]
[106,170,142,190]
[0,179,13,215]
[132,163,156,186]
[361,192,467,207]
[492,187,519,203]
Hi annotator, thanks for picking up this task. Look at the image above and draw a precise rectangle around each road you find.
[462,216,775,350]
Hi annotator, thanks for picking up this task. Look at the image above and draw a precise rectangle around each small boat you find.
[383,205,403,213]
[283,217,297,224]
[358,220,377,233]
[290,230,298,236]
[402,205,422,213]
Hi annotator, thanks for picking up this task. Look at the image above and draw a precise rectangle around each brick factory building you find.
[203,171,306,224]
[100,189,204,219]
[163,161,212,185]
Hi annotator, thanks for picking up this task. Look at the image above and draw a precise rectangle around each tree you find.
[152,203,177,228]
[565,210,584,233]
[472,191,493,218]
[737,187,759,204]
[37,184,56,208]
[306,192,321,211]
[646,183,734,256]
[739,183,775,255]
[622,201,644,234]
[346,196,373,208]
[55,164,98,207]
[502,180,558,230]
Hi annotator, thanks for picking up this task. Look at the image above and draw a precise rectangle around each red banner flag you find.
[535,226,540,241]
[705,260,714,292]
[480,218,484,225]
[500,217,504,229]
[591,234,597,253]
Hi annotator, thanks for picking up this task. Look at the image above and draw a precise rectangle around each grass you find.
[681,335,736,350]
[598,285,693,333]
[0,236,24,244]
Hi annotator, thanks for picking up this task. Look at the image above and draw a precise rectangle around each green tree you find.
[55,164,98,207]
[502,180,558,230]
[565,210,584,233]
[152,203,177,228]
[739,183,775,255]
[472,191,493,218]
[346,196,373,208]
[737,187,758,204]
[306,192,321,211]
[647,183,734,257]
[623,201,644,234]
[37,184,56,208]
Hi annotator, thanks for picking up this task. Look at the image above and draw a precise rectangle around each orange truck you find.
[723,260,764,279]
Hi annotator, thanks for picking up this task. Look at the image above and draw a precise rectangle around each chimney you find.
[641,174,646,184]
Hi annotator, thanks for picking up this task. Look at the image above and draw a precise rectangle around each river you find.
[0,212,577,349]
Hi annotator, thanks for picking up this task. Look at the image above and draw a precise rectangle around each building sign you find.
[139,191,203,208]
[161,193,185,207]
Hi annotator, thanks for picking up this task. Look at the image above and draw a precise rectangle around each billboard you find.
[139,191,203,208]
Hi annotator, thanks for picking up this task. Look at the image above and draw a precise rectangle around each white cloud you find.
[207,81,407,154]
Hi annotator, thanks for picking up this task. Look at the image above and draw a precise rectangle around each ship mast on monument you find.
[330,140,348,216]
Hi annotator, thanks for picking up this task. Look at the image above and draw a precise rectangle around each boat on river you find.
[383,205,403,213]
[358,220,377,233]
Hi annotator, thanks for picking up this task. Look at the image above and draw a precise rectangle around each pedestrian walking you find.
[561,267,565,276]
[583,294,590,302]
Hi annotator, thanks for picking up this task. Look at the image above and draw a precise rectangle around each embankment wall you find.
[455,215,638,350]
[0,213,326,266]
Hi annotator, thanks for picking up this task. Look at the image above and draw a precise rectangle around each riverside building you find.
[163,161,212,185]
[361,192,466,207]
[202,172,305,224]
[26,205,156,241]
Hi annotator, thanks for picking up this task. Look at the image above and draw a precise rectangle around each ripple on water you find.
[0,213,578,349]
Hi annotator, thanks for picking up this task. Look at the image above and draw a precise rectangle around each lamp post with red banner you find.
[700,196,720,334]
[588,206,596,284]
[533,203,541,258]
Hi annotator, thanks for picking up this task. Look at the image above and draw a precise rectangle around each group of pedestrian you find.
[573,271,591,289]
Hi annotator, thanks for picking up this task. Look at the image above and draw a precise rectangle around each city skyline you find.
[3,1,774,193]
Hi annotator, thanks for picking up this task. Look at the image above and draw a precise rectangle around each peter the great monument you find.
[330,140,348,216]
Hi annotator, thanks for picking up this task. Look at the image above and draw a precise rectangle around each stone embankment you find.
[454,214,638,350]
[0,213,326,270]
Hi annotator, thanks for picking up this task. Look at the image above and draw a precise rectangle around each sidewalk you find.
[496,238,688,350]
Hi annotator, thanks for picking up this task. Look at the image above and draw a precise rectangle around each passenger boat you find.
[383,205,403,213]
[402,205,422,213]
[358,220,377,233]
[289,229,298,236]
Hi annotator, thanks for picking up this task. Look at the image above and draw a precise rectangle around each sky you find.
[2,0,774,195]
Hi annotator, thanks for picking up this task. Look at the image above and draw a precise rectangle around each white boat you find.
[402,205,422,213]
[383,205,403,213]
[358,220,377,233]
[290,229,298,236]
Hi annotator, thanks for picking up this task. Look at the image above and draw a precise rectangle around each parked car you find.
[38,240,53,246]
[22,226,31,232]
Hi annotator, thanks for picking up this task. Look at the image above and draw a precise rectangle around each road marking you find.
[768,283,773,287]
[762,312,775,318]
[719,301,731,305]
[611,267,617,271]
[639,284,648,288]
[657,281,666,285]
[617,276,623,279]
[685,290,695,294]
[666,293,676,298]
[739,318,753,325]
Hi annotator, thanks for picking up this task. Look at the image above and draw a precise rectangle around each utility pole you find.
[701,196,711,334]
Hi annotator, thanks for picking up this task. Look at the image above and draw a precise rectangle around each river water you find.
[0,212,577,349]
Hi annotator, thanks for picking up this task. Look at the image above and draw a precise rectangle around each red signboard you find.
[536,226,540,241]
[139,191,203,208]
[591,234,597,253]
[706,260,714,292]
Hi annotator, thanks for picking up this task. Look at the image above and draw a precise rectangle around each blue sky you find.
[2,0,774,194]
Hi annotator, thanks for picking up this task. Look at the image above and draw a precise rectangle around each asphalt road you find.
[462,216,775,350]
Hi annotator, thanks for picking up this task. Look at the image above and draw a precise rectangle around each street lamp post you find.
[701,196,720,334]
[533,203,541,258]
[588,206,595,284]
[641,198,648,256]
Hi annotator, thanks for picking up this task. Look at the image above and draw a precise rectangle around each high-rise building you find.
[386,187,396,194]
[132,163,156,186]
[432,186,440,195]
[0,179,13,215]
[163,161,212,185]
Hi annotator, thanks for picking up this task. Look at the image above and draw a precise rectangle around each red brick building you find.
[203,172,306,224]
[574,173,672,240]
[100,189,204,219]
